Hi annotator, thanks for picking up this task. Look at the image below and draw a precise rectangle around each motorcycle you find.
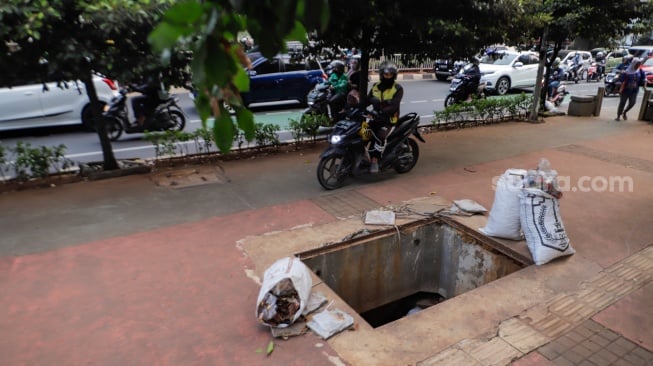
[103,87,186,141]
[316,109,425,190]
[548,84,569,107]
[444,72,487,107]
[300,82,348,127]
[586,62,602,82]
[564,63,586,83]
[604,69,622,97]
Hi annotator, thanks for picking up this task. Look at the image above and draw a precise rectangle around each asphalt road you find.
[1,79,617,164]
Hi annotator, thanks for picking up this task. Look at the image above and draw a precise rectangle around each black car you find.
[433,59,466,81]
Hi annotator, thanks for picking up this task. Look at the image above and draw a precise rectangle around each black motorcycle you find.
[444,73,486,107]
[300,82,348,127]
[604,69,622,97]
[316,109,425,190]
[103,87,186,141]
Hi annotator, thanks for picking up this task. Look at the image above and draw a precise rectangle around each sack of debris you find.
[256,257,312,328]
[479,169,526,240]
[519,187,574,265]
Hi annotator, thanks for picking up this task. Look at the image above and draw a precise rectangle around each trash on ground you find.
[307,308,355,340]
[442,199,487,216]
[256,257,312,328]
[302,291,328,316]
[364,210,396,225]
[479,169,527,240]
[270,320,309,339]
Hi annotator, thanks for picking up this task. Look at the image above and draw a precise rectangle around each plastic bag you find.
[523,158,562,199]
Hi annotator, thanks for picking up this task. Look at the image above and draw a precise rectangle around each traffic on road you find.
[1,78,618,164]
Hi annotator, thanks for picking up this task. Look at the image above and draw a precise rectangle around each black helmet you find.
[378,62,398,80]
[332,60,345,74]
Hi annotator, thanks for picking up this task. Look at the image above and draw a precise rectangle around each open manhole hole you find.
[298,218,527,328]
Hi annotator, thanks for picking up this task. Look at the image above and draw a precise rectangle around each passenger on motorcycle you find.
[615,55,633,72]
[327,60,350,114]
[367,62,404,173]
[131,75,162,126]
[547,57,564,100]
[346,57,362,106]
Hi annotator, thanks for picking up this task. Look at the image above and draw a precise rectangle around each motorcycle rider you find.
[569,52,582,80]
[130,74,162,127]
[547,57,564,100]
[367,62,404,173]
[595,51,606,78]
[346,57,362,106]
[327,60,349,114]
[461,57,481,101]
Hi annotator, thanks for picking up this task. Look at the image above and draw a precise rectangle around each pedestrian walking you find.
[616,58,646,121]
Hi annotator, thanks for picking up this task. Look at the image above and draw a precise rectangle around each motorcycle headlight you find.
[330,135,342,144]
[103,104,110,112]
[307,101,314,106]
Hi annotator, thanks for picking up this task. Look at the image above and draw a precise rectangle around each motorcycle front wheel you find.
[317,154,350,190]
[394,138,420,174]
[104,117,124,141]
[444,94,457,108]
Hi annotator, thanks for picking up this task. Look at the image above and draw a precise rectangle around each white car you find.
[479,51,540,95]
[0,74,119,132]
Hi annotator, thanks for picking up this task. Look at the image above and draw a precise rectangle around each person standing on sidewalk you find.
[616,58,646,121]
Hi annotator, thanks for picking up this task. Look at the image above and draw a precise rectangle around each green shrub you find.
[432,93,533,127]
[1,141,74,181]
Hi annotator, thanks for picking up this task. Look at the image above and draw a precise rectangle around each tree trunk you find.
[81,62,119,170]
[530,27,548,122]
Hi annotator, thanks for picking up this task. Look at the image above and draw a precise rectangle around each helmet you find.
[378,62,398,80]
[624,55,634,63]
[596,51,604,58]
[331,60,345,74]
[553,57,561,67]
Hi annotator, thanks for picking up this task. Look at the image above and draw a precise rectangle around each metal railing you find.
[368,55,436,73]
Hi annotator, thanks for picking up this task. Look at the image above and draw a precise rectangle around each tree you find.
[514,0,651,120]
[312,0,522,106]
[149,0,329,153]
[0,0,183,170]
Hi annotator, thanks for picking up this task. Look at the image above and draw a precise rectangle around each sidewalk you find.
[0,109,651,365]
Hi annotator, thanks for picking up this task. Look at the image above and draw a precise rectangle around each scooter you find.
[444,67,487,107]
[586,62,601,82]
[300,82,348,127]
[103,87,186,141]
[604,69,622,97]
[316,109,425,190]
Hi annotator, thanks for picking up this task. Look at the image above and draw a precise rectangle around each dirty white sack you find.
[307,308,354,339]
[256,257,312,327]
[519,188,575,265]
[479,169,526,240]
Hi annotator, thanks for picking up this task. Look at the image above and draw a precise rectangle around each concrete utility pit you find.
[299,218,527,328]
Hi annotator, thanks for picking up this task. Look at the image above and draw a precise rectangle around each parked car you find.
[639,57,653,86]
[0,74,119,132]
[242,55,326,107]
[433,58,466,81]
[479,51,540,95]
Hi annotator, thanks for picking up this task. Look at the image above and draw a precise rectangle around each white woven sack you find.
[256,257,313,327]
[519,188,575,265]
[479,169,526,240]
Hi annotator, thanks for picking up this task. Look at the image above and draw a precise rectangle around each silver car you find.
[0,74,119,132]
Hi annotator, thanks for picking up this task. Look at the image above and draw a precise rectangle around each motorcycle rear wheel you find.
[394,138,420,174]
[317,154,350,190]
[167,110,186,131]
[104,117,124,141]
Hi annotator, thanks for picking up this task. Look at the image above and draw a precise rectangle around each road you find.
[1,79,616,164]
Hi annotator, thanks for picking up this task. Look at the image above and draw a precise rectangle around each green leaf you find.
[285,21,307,43]
[266,340,274,356]
[163,1,203,25]
[205,38,230,86]
[149,22,184,52]
[194,92,212,122]
[235,106,255,141]
[232,63,250,92]
[212,106,235,153]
